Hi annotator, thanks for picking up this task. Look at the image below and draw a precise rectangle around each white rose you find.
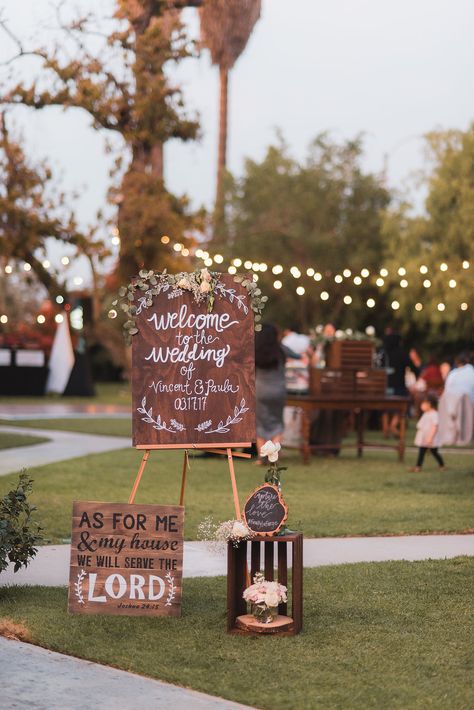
[200,280,211,294]
[200,268,212,282]
[232,520,249,538]
[177,277,190,289]
[260,440,281,462]
[264,591,280,608]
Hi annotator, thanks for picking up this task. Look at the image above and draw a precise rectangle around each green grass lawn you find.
[1,559,473,709]
[0,382,131,406]
[0,431,49,450]
[0,441,472,542]
[2,417,132,438]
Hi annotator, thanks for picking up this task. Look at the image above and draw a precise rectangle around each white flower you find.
[200,280,211,294]
[260,440,281,463]
[200,268,212,282]
[177,277,191,290]
[264,590,280,608]
[232,520,250,538]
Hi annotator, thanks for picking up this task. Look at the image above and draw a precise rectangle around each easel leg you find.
[129,449,150,504]
[179,450,189,506]
[226,448,241,520]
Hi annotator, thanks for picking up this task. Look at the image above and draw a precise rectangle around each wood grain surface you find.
[68,501,184,617]
[132,274,256,447]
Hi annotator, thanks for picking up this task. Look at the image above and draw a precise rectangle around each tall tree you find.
[0,1,200,282]
[199,0,261,238]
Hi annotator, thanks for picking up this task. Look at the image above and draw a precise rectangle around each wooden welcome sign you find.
[132,274,256,448]
[68,501,184,616]
[243,484,288,536]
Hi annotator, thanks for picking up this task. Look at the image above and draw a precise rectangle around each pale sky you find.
[1,0,473,285]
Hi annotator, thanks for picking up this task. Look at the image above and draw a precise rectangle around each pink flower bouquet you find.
[243,572,287,623]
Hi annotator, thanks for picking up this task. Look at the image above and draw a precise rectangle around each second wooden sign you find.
[243,484,288,536]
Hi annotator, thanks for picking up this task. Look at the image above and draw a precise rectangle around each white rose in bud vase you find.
[260,440,281,462]
[200,280,211,294]
[200,268,212,282]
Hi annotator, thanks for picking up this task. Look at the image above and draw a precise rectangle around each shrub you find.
[0,472,42,573]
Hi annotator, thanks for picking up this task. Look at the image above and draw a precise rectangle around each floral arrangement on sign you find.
[197,516,254,551]
[243,572,287,624]
[109,267,267,343]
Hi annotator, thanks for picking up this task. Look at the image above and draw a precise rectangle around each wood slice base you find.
[235,614,294,635]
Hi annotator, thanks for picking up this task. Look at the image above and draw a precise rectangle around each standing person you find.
[443,352,474,402]
[381,331,420,436]
[255,323,298,463]
[409,393,445,472]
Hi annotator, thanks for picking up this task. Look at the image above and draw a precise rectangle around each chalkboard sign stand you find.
[227,532,303,636]
[129,445,251,519]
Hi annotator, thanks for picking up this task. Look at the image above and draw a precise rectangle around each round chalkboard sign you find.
[243,484,288,536]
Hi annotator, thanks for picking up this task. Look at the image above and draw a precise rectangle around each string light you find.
[253,274,259,282]
[397,267,406,276]
[259,263,268,272]
[4,265,12,274]
[173,243,182,252]
[449,279,457,288]
[181,248,189,257]
[204,258,213,267]
[296,286,305,296]
[111,236,120,246]
[214,254,224,264]
[161,235,170,244]
[400,279,408,288]
[353,276,362,285]
[244,260,252,270]
[233,258,242,267]
[61,256,69,265]
[334,274,343,283]
[437,302,446,311]
[419,265,428,274]
[314,272,322,281]
[343,268,351,278]
[366,298,375,308]
[306,267,315,277]
[252,262,260,271]
[462,260,469,269]
[415,303,423,311]
[290,266,301,278]
[37,314,46,324]
[108,309,117,319]
[0,315,8,324]
[55,314,64,324]
[42,259,50,269]
[365,325,375,336]
[391,300,400,310]
[376,277,384,287]
[56,295,64,304]
[195,249,204,258]
[361,268,370,278]
[440,262,448,271]
[272,264,283,274]
[423,279,431,288]
[343,295,352,304]
[460,302,468,310]
[273,280,282,289]
[228,265,237,274]
[320,291,329,301]
[24,263,31,271]
[380,268,389,277]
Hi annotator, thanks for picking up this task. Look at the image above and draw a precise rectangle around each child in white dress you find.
[410,393,445,472]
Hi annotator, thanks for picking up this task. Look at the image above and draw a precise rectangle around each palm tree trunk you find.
[214,66,228,240]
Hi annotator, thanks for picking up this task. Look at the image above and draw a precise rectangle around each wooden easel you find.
[128,443,252,519]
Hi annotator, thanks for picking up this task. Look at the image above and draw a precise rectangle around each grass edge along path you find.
[1,559,473,710]
[0,444,473,541]
[0,432,50,450]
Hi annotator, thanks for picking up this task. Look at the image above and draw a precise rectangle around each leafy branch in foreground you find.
[0,471,43,574]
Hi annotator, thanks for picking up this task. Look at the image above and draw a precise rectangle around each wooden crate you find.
[355,369,387,396]
[227,533,303,636]
[309,368,354,396]
[326,340,374,369]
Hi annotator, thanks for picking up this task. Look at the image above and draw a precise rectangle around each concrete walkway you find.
[0,425,130,477]
[0,638,252,710]
[1,535,472,587]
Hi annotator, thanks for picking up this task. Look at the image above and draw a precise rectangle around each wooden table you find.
[286,394,410,464]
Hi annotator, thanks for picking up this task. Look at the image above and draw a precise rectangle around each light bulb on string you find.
[391,300,400,310]
[252,262,260,271]
[173,243,182,252]
[195,249,204,258]
[343,295,352,304]
[314,272,322,281]
[460,302,468,310]
[400,279,408,288]
[415,303,423,311]
[37,314,46,324]
[376,277,384,287]
[380,268,388,277]
[440,263,448,272]
[334,274,343,283]
[244,260,252,270]
[5,265,12,274]
[228,266,237,274]
[437,302,446,311]
[0,315,8,324]
[320,291,329,301]
[55,314,64,324]
[419,265,428,274]
[361,268,370,278]
[272,264,283,275]
[353,276,362,285]
[233,258,242,267]
[397,267,406,276]
[259,263,268,272]
[306,267,315,277]
[449,279,456,288]
[24,263,32,271]
[56,295,64,304]
[462,260,469,269]
[366,298,375,308]
[214,254,224,264]
[296,286,305,296]
[160,235,170,244]
[343,268,351,278]
[61,256,69,266]
[273,280,282,289]
[290,266,301,278]
[204,258,213,267]
[423,279,431,288]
